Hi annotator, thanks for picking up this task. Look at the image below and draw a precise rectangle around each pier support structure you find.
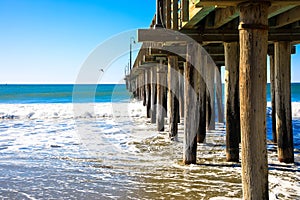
[224,42,240,162]
[145,69,151,118]
[239,2,269,199]
[269,52,277,143]
[157,58,167,131]
[215,65,224,124]
[183,43,198,164]
[274,41,294,163]
[168,56,179,139]
[151,66,157,123]
[179,67,185,119]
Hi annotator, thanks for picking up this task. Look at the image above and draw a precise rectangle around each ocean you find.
[0,84,299,199]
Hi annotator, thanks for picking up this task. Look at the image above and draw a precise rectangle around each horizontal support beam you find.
[195,0,300,7]
[269,6,300,28]
[138,28,300,43]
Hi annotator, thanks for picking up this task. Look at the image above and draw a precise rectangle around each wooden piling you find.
[215,65,224,123]
[146,69,151,118]
[179,67,185,119]
[151,66,157,123]
[197,50,207,143]
[224,42,240,162]
[168,56,179,139]
[270,53,277,143]
[183,43,198,164]
[157,58,167,131]
[206,58,215,130]
[239,2,269,199]
[274,41,294,163]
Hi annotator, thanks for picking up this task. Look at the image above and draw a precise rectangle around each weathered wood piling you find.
[128,0,300,199]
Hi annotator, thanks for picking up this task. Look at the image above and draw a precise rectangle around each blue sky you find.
[0,0,299,83]
[0,0,155,84]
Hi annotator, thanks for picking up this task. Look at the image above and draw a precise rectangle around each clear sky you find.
[0,0,155,84]
[0,0,299,84]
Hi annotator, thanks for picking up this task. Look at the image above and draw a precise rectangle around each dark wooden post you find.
[183,43,198,164]
[146,69,151,118]
[274,41,294,163]
[224,42,240,162]
[168,56,179,139]
[157,58,167,131]
[166,0,171,29]
[215,65,224,123]
[151,66,157,123]
[142,71,146,106]
[206,58,215,130]
[182,0,189,22]
[179,67,185,119]
[239,2,270,199]
[172,0,178,30]
[270,53,277,143]
[197,49,207,143]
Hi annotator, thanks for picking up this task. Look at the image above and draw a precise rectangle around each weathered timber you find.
[183,6,215,29]
[213,7,239,29]
[224,42,240,162]
[182,0,189,22]
[157,58,167,131]
[197,50,207,143]
[168,56,179,139]
[183,43,199,164]
[166,0,171,29]
[138,28,300,43]
[145,69,151,118]
[239,2,269,199]
[275,41,294,163]
[270,6,300,28]
[206,58,215,130]
[215,65,224,123]
[155,0,163,28]
[172,0,178,30]
[179,67,185,119]
[151,66,157,123]
[196,0,300,7]
[270,54,277,143]
[142,71,146,106]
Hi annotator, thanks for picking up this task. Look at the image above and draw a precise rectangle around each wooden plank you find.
[224,42,240,162]
[213,7,239,28]
[268,5,296,18]
[274,41,294,163]
[183,43,199,164]
[182,6,215,29]
[138,28,300,43]
[239,2,269,199]
[168,56,179,139]
[270,6,300,28]
[195,0,300,7]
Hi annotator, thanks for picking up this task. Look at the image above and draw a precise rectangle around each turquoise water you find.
[0,84,131,104]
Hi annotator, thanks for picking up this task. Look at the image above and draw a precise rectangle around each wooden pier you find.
[125,0,300,199]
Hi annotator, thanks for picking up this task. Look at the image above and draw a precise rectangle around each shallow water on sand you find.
[0,102,299,199]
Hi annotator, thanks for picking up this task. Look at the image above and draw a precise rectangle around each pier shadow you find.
[268,162,300,173]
